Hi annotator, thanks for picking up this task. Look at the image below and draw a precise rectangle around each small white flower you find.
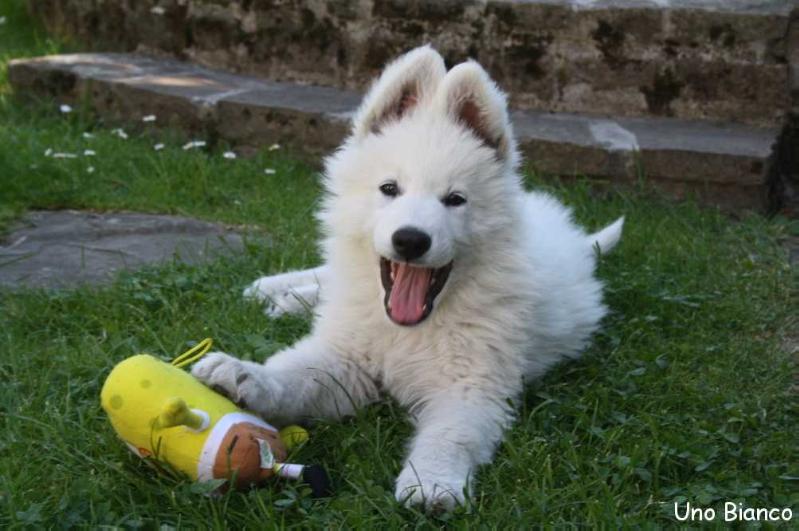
[223,151,237,159]
[268,143,281,151]
[154,143,165,151]
[112,128,128,139]
[263,168,276,175]
[52,152,78,159]
[182,140,206,150]
[87,166,95,174]
[82,132,94,139]
[44,148,53,157]
[83,149,96,157]
[59,104,72,114]
[150,6,166,15]
[0,16,7,25]
[142,115,157,123]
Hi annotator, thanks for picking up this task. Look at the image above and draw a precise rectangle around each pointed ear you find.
[352,45,446,140]
[434,61,515,160]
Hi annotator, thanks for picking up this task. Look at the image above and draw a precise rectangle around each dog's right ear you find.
[351,45,446,140]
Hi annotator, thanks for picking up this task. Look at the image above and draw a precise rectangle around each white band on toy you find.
[276,463,304,480]
[196,412,278,481]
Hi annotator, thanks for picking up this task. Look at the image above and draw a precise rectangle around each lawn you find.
[1,1,797,527]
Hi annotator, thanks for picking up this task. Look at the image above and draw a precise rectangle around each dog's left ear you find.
[434,61,515,161]
[351,45,446,140]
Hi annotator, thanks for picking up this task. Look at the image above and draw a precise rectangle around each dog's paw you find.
[265,290,309,318]
[243,277,284,316]
[395,467,465,512]
[191,352,271,412]
[243,278,312,318]
[243,277,277,302]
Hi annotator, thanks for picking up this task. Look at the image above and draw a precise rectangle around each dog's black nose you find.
[392,227,431,261]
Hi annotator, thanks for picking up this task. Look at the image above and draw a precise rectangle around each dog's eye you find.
[443,192,467,207]
[379,181,399,197]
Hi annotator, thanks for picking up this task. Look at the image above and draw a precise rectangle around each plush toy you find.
[100,339,330,496]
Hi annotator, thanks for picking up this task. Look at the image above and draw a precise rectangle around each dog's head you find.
[321,46,520,326]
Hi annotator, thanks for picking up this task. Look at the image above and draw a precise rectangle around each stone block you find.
[216,83,359,156]
[514,110,778,209]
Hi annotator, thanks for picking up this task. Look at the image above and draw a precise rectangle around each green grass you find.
[1,1,797,527]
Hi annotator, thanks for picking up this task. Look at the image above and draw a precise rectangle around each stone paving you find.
[0,211,247,288]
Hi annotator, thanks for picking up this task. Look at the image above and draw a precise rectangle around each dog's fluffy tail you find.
[589,217,624,254]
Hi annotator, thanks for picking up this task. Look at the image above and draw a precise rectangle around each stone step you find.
[9,53,782,210]
[30,0,797,127]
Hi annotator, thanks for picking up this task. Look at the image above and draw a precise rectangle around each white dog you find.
[193,45,623,510]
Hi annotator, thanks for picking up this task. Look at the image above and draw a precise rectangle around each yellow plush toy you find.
[100,339,330,496]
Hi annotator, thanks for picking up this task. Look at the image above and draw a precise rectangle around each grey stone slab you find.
[513,110,778,186]
[511,111,779,159]
[215,83,360,155]
[0,211,247,289]
[622,117,777,158]
[9,53,218,107]
[10,52,356,110]
[220,83,360,118]
[9,53,361,136]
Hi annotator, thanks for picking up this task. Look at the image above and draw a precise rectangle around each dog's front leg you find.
[395,391,513,511]
[192,335,379,425]
[243,266,327,317]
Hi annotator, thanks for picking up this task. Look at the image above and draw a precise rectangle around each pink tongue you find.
[389,263,432,324]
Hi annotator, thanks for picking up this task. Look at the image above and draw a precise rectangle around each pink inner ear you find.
[371,85,419,133]
[397,89,418,115]
[458,99,498,149]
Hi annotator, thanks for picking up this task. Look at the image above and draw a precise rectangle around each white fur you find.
[195,46,623,511]
[243,266,326,317]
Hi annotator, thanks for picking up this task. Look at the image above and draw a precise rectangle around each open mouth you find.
[380,257,452,326]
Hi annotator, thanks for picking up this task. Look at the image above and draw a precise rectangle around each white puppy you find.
[193,45,623,511]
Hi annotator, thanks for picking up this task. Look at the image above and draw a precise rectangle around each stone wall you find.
[29,0,796,128]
